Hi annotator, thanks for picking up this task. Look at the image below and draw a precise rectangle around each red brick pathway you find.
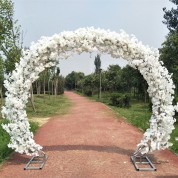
[0,91,178,178]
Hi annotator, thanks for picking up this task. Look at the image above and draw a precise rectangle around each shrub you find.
[84,88,92,96]
[110,93,131,107]
[29,121,39,134]
[123,94,131,107]
[110,93,123,107]
[0,120,12,163]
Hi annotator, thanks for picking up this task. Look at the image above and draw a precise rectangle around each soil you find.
[0,91,178,178]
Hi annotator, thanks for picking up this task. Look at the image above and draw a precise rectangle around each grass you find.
[0,94,71,164]
[85,92,178,154]
[110,101,151,131]
[27,94,71,118]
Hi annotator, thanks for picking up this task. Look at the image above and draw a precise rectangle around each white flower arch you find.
[1,27,177,156]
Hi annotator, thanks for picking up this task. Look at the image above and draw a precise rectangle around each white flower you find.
[1,27,176,156]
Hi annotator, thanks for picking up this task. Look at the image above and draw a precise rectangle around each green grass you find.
[0,120,12,163]
[110,101,151,131]
[170,124,178,153]
[26,94,71,118]
[85,92,178,154]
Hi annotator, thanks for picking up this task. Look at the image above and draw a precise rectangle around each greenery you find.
[109,93,131,107]
[0,0,22,74]
[65,71,84,90]
[26,94,71,118]
[163,0,178,32]
[66,64,148,102]
[0,0,22,104]
[94,54,101,98]
[160,0,178,94]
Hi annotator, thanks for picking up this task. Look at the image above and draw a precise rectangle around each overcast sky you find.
[13,0,174,76]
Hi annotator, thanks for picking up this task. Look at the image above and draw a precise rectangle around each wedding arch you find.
[1,27,177,157]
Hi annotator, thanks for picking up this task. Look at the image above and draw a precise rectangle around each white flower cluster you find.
[1,27,176,155]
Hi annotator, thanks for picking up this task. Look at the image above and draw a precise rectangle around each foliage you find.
[159,31,178,93]
[161,0,178,94]
[170,124,178,153]
[29,121,39,134]
[83,87,93,96]
[94,54,101,74]
[105,65,122,91]
[94,54,101,98]
[65,71,84,90]
[163,0,178,32]
[74,64,148,102]
[110,93,124,107]
[0,0,22,74]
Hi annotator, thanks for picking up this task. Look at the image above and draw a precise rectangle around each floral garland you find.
[1,27,177,156]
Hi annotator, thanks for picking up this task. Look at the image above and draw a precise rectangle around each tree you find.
[105,65,122,92]
[54,67,60,96]
[83,74,95,96]
[65,71,85,90]
[94,54,101,73]
[0,0,22,74]
[58,75,65,94]
[161,1,178,93]
[94,54,101,98]
[163,0,178,32]
[159,31,178,92]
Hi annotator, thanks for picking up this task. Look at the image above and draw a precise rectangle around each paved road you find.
[0,91,178,178]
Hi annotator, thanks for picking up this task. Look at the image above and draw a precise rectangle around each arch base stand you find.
[24,151,48,170]
[131,155,156,171]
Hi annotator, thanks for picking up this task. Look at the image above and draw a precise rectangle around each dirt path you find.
[1,91,178,178]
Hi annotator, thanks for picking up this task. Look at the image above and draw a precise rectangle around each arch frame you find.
[1,27,177,156]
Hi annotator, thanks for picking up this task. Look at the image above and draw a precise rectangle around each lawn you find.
[27,94,71,118]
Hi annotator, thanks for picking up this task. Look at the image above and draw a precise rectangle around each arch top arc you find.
[1,27,176,156]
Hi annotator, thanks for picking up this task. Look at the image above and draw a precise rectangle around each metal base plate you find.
[24,153,48,170]
[131,155,157,171]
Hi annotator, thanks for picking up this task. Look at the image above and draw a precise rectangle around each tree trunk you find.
[52,81,54,95]
[37,81,41,95]
[0,86,3,107]
[30,84,36,112]
[143,83,147,103]
[54,78,58,96]
[97,74,99,98]
[43,76,46,95]
[48,79,50,99]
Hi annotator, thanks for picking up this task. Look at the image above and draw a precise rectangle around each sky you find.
[13,0,174,76]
